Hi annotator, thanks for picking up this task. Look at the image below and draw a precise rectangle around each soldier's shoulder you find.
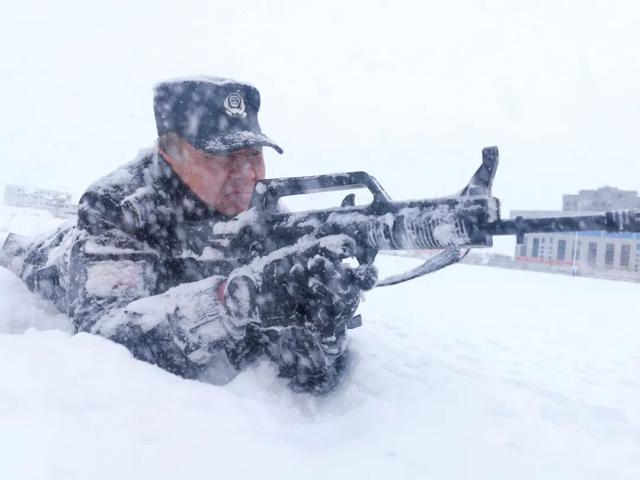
[77,147,165,233]
[82,147,157,203]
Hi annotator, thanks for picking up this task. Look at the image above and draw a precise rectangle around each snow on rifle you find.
[186,146,640,287]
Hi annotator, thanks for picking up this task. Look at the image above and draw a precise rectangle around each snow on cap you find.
[153,76,283,155]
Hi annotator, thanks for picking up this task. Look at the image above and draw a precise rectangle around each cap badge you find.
[223,92,247,118]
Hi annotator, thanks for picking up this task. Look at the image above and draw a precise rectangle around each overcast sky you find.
[1,0,639,218]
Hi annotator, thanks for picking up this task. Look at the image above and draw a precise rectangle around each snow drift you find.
[0,206,638,479]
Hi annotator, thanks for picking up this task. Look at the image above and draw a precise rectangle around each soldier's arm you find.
[67,195,250,381]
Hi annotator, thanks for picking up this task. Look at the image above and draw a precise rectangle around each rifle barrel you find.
[489,209,640,237]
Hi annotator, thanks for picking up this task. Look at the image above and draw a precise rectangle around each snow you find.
[0,267,70,335]
[202,130,282,155]
[84,148,153,196]
[1,206,639,479]
[0,206,65,244]
[85,260,152,300]
[156,75,257,89]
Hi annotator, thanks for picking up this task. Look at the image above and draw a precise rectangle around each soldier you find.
[0,77,377,393]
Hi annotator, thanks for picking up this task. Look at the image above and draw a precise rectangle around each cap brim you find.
[198,131,283,155]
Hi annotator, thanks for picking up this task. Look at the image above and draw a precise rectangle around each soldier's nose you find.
[231,159,256,179]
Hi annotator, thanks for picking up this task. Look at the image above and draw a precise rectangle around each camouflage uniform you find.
[2,148,349,391]
[1,77,363,392]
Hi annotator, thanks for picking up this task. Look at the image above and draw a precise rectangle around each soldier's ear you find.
[177,141,189,164]
[160,132,187,164]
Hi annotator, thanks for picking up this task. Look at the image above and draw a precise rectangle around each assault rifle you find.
[200,146,640,287]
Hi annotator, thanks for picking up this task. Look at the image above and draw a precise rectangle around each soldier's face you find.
[208,146,266,216]
[166,140,266,216]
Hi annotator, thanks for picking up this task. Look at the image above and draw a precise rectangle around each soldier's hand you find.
[222,235,377,393]
[223,234,377,334]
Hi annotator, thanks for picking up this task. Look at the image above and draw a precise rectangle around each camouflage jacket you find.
[27,149,253,383]
[9,147,348,391]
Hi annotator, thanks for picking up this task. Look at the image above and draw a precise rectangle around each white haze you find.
[1,0,639,255]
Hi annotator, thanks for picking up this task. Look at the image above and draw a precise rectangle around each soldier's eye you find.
[212,156,232,168]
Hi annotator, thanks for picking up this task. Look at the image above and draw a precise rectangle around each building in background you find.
[562,186,640,212]
[3,185,76,217]
[512,187,640,278]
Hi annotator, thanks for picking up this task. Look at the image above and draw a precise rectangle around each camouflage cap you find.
[153,76,283,154]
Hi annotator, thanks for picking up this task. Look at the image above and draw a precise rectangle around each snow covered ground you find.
[1,206,639,479]
[0,206,65,242]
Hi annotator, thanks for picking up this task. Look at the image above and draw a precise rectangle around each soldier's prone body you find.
[0,77,376,393]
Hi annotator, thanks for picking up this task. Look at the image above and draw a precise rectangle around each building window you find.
[532,238,540,258]
[588,242,598,266]
[621,244,631,267]
[605,244,615,266]
[574,240,581,261]
[557,240,566,261]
